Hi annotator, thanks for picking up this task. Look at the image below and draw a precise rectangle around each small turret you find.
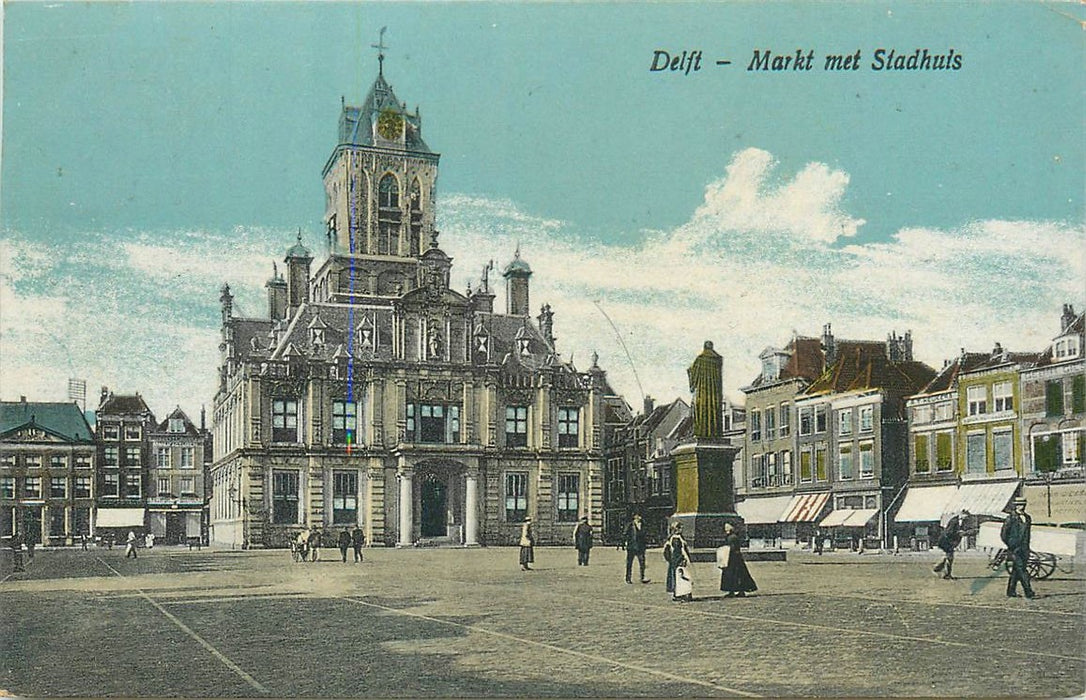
[503,247,532,317]
[285,230,313,315]
[266,262,288,321]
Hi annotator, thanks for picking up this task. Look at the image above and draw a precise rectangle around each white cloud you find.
[1,149,1082,417]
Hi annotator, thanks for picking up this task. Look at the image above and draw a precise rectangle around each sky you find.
[1,1,1084,421]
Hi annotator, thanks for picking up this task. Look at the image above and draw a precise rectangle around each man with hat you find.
[623,513,649,584]
[933,509,970,580]
[573,516,593,566]
[1000,497,1036,599]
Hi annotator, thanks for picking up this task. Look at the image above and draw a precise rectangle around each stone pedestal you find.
[670,440,743,549]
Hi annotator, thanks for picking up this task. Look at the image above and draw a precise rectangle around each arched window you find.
[378,174,401,255]
[409,178,423,256]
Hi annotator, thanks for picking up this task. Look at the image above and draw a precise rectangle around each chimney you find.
[1061,303,1076,332]
[266,262,288,321]
[643,395,655,416]
[992,341,1003,358]
[821,323,836,367]
[99,386,110,407]
[220,284,234,324]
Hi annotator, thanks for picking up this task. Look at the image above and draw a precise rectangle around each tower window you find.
[378,174,401,256]
[409,178,423,256]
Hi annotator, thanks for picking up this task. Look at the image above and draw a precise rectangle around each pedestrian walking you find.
[106,533,114,550]
[9,530,24,572]
[80,533,88,551]
[519,517,535,571]
[124,531,138,559]
[623,513,649,584]
[664,523,692,601]
[145,532,155,549]
[1001,498,1036,599]
[573,517,593,566]
[26,536,35,561]
[351,526,366,562]
[309,529,322,561]
[718,523,756,597]
[933,510,968,580]
[813,526,825,555]
[338,529,351,563]
[295,528,310,562]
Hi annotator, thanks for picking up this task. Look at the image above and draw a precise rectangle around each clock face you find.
[377,109,404,140]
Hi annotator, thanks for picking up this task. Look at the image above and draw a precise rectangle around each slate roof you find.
[338,71,432,154]
[0,401,95,442]
[1034,310,1085,367]
[154,408,201,437]
[915,352,990,396]
[744,335,883,391]
[98,393,154,417]
[804,347,935,398]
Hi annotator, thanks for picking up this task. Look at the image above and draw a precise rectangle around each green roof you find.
[0,401,95,442]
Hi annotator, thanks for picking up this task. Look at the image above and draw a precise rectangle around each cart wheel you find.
[1027,551,1057,580]
[988,549,1009,572]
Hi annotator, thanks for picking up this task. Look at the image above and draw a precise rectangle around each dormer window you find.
[761,356,779,381]
[311,327,325,346]
[168,418,184,434]
[518,337,531,356]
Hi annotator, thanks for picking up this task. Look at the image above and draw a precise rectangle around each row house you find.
[94,390,156,537]
[209,58,627,550]
[896,304,1085,547]
[147,408,209,544]
[737,325,934,549]
[0,399,96,545]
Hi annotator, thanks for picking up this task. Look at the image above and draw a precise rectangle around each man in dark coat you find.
[573,517,593,566]
[623,514,649,584]
[337,529,352,563]
[351,526,365,562]
[1001,498,1035,599]
[933,510,969,580]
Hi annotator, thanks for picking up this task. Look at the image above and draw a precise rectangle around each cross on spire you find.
[371,26,388,76]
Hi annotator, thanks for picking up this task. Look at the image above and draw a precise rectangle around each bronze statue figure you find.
[688,340,723,439]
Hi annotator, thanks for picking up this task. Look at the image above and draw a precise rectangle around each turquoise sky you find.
[3,2,1082,243]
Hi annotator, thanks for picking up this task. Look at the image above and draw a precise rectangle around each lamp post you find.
[228,483,248,550]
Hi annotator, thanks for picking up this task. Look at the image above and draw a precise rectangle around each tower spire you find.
[372,26,388,77]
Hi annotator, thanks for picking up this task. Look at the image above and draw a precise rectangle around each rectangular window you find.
[272,399,299,442]
[74,476,91,499]
[448,405,460,444]
[607,458,625,502]
[73,508,90,535]
[556,473,579,522]
[1062,432,1083,465]
[838,408,853,437]
[838,444,854,480]
[0,455,14,468]
[966,433,986,474]
[815,405,827,433]
[74,455,92,470]
[24,476,41,498]
[124,446,141,465]
[765,408,776,440]
[157,477,171,496]
[859,442,874,478]
[168,418,185,433]
[124,425,141,441]
[766,452,778,486]
[180,447,194,469]
[1073,375,1085,414]
[749,454,763,488]
[778,405,790,438]
[914,434,930,473]
[799,407,813,436]
[967,385,987,416]
[936,432,954,472]
[1045,380,1064,417]
[505,406,528,448]
[102,424,119,440]
[750,410,762,442]
[272,470,300,524]
[103,473,119,497]
[557,408,580,448]
[419,404,445,443]
[50,508,66,537]
[934,402,953,422]
[156,448,169,468]
[406,403,416,435]
[180,477,195,496]
[0,508,11,536]
[332,400,358,445]
[50,455,67,470]
[504,472,528,522]
[50,476,66,498]
[993,430,1013,471]
[25,455,41,469]
[332,470,358,525]
[993,381,1014,412]
[1,476,14,498]
[780,451,793,485]
[913,405,932,424]
[859,406,873,433]
[815,446,827,481]
[125,473,142,498]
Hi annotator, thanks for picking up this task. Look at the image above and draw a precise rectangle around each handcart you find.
[977,520,1084,580]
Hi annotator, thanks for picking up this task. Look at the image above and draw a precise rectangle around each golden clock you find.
[377,109,404,140]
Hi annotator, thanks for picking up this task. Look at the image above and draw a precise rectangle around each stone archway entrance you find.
[420,476,447,537]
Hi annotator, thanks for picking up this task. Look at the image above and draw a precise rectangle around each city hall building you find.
[209,56,626,549]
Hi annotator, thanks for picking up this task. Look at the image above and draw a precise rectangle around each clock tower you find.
[312,44,440,303]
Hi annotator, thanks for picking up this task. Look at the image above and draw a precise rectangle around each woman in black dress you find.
[719,523,757,597]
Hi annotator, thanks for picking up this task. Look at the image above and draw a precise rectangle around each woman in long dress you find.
[719,523,757,596]
[519,517,535,571]
[665,523,692,600]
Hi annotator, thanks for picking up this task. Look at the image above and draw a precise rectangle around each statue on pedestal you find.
[688,340,723,440]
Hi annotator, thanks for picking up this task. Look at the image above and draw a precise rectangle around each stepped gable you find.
[0,401,95,442]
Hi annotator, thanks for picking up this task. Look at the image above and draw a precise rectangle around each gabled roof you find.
[339,70,432,153]
[98,393,154,418]
[0,401,95,443]
[959,349,1043,376]
[154,408,201,436]
[915,352,990,395]
[1033,309,1085,368]
[804,347,935,398]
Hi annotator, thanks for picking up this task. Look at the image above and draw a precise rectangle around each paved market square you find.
[2,545,1083,698]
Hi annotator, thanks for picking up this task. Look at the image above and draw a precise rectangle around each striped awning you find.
[779,492,831,523]
[736,495,794,525]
